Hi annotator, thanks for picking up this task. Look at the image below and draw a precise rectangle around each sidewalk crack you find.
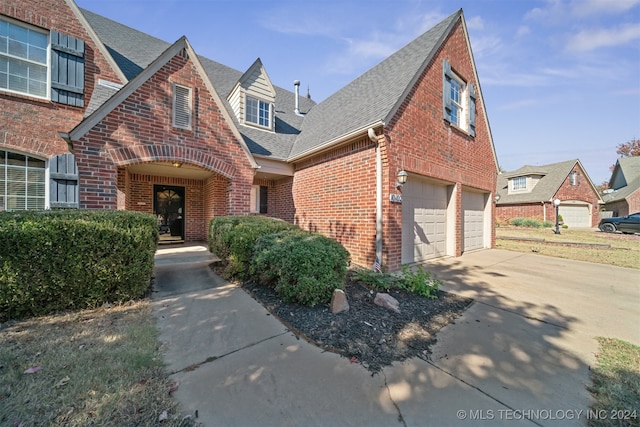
[169,330,289,375]
[381,370,407,427]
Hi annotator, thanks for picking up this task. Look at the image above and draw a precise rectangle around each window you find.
[0,18,85,105]
[173,84,192,129]
[443,59,476,136]
[570,171,580,186]
[0,150,46,211]
[511,177,526,191]
[246,96,271,128]
[0,18,48,98]
[250,185,268,214]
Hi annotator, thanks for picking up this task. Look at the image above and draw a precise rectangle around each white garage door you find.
[559,204,590,228]
[402,178,447,264]
[462,191,485,251]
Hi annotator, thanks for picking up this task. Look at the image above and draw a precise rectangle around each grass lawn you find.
[0,301,192,427]
[589,338,640,427]
[496,227,640,269]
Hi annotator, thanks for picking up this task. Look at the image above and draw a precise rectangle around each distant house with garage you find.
[1,0,499,271]
[601,157,640,217]
[495,159,602,228]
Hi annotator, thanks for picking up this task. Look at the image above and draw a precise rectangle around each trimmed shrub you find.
[511,217,544,228]
[0,210,158,321]
[543,220,554,228]
[208,216,295,278]
[250,230,350,306]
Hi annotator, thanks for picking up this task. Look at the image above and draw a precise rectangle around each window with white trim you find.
[0,150,46,211]
[249,185,268,214]
[173,83,192,130]
[511,176,526,191]
[246,96,271,128]
[443,59,476,136]
[0,18,48,98]
[570,171,580,186]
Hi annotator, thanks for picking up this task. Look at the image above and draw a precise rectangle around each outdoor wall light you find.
[395,170,408,189]
[172,162,182,168]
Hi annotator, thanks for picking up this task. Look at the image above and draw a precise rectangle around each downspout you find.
[368,128,383,265]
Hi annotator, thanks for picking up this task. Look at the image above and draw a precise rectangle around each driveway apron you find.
[152,245,639,426]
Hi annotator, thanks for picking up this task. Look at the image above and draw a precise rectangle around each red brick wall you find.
[0,0,121,160]
[496,203,547,224]
[291,138,377,267]
[271,177,295,223]
[384,19,498,269]
[72,51,255,241]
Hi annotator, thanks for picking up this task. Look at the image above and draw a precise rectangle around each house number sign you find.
[390,194,402,203]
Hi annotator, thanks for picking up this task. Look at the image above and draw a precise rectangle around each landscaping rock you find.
[374,292,400,314]
[331,289,349,314]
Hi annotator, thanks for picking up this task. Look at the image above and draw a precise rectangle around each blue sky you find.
[75,0,640,186]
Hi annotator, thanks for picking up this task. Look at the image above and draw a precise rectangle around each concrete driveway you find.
[152,246,640,426]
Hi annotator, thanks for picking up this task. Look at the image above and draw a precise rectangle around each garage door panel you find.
[402,180,447,264]
[462,191,485,252]
[558,204,590,228]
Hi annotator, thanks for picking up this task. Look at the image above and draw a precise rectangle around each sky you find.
[74,0,640,186]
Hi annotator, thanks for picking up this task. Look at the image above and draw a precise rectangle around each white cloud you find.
[465,16,484,31]
[497,98,541,111]
[571,0,640,17]
[566,23,640,52]
[516,26,531,37]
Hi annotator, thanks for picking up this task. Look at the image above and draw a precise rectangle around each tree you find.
[616,138,640,158]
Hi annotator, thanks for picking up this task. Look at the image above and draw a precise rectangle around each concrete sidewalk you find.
[152,245,639,426]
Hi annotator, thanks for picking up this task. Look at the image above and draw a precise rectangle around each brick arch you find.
[108,145,236,179]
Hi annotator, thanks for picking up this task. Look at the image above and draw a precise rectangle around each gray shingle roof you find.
[80,8,459,162]
[496,159,579,204]
[603,157,640,203]
[288,9,461,160]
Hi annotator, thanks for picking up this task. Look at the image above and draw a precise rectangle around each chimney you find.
[294,80,301,116]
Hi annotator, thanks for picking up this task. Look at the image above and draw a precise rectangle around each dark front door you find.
[154,185,185,243]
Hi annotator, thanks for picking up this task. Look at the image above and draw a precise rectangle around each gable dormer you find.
[504,168,547,194]
[227,58,275,131]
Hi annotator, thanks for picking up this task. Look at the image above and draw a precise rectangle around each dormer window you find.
[512,177,526,191]
[246,96,270,128]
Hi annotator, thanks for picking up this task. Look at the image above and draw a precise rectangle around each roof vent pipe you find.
[294,80,301,116]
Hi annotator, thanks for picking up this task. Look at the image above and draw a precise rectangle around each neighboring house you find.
[601,157,640,217]
[495,160,603,228]
[1,0,499,271]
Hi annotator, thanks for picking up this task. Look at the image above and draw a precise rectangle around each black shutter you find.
[442,59,452,122]
[50,154,79,208]
[259,186,268,214]
[468,83,476,137]
[51,31,85,107]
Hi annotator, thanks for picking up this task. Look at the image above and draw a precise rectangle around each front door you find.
[154,185,185,243]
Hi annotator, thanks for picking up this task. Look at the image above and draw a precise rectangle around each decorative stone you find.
[331,289,349,314]
[374,292,400,314]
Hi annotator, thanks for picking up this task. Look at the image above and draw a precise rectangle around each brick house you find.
[601,157,640,217]
[1,0,499,271]
[495,160,603,228]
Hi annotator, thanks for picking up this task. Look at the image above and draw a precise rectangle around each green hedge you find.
[208,216,295,278]
[0,210,158,321]
[250,230,350,306]
[209,216,350,306]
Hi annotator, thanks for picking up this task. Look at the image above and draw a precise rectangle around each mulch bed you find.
[219,267,473,374]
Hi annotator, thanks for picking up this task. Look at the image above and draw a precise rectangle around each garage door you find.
[402,178,447,264]
[559,204,590,228]
[462,191,485,251]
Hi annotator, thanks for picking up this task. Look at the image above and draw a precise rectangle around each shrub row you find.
[0,210,158,321]
[510,217,554,228]
[209,216,350,306]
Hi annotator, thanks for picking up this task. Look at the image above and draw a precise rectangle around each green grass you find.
[589,338,640,427]
[496,227,640,269]
[0,301,193,427]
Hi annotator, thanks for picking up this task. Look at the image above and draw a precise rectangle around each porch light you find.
[172,162,182,168]
[395,170,408,189]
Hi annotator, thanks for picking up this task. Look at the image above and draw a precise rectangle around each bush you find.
[353,268,395,292]
[511,217,544,228]
[208,216,295,278]
[543,220,554,227]
[399,265,441,299]
[0,210,158,321]
[250,230,350,306]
